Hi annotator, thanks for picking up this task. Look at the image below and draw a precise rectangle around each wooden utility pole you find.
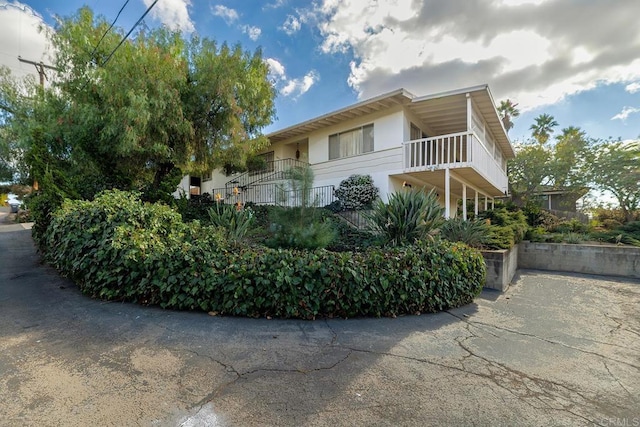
[17,56,58,87]
[17,57,58,191]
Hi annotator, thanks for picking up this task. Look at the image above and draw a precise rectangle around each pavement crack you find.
[603,360,635,400]
[241,350,352,377]
[446,311,640,370]
[324,319,338,345]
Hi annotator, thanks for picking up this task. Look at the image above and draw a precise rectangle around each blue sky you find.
[1,0,639,143]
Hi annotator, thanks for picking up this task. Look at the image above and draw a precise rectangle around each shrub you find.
[208,202,254,243]
[324,213,378,252]
[590,221,640,246]
[42,190,227,303]
[266,165,337,249]
[549,218,588,234]
[485,226,516,249]
[333,174,379,210]
[479,207,528,249]
[367,188,444,247]
[563,233,586,244]
[266,208,337,249]
[440,218,490,249]
[40,190,486,318]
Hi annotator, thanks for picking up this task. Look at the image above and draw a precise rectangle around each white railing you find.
[403,132,508,192]
[404,131,471,171]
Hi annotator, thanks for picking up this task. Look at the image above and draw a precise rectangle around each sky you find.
[1,0,639,144]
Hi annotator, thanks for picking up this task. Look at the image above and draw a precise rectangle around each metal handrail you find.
[225,158,308,189]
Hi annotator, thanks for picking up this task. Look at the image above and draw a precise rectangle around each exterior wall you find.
[312,147,404,201]
[174,175,190,198]
[518,243,640,279]
[307,106,404,164]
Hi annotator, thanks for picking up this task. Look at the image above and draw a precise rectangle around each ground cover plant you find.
[38,189,486,319]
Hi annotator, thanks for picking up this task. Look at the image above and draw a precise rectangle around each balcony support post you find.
[475,190,479,216]
[462,184,467,220]
[445,167,451,219]
[466,93,472,133]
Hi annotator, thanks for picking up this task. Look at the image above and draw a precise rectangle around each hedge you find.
[41,190,486,319]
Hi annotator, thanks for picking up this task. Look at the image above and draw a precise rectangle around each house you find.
[503,186,589,213]
[177,84,515,219]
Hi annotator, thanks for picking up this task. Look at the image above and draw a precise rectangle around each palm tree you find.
[529,113,558,145]
[497,99,520,132]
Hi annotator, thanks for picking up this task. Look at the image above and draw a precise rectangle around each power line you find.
[88,0,131,62]
[101,0,159,67]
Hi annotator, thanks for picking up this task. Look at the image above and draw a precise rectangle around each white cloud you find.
[264,58,318,98]
[211,4,239,24]
[0,2,51,80]
[263,0,287,9]
[143,0,194,32]
[281,70,319,98]
[265,58,286,81]
[310,0,640,112]
[242,25,261,41]
[625,82,640,94]
[280,15,301,35]
[611,106,640,121]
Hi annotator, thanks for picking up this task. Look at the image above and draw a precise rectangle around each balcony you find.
[402,131,508,196]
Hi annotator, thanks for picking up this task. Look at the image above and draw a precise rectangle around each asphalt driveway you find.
[1,212,639,426]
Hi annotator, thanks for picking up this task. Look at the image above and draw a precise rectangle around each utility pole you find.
[17,57,58,191]
[17,56,58,87]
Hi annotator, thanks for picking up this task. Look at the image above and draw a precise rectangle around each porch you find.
[399,132,508,218]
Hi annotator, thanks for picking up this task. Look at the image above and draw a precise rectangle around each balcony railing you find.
[208,183,335,208]
[403,132,508,192]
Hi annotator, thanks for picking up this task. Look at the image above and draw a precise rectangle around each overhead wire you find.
[87,0,131,62]
[101,0,160,67]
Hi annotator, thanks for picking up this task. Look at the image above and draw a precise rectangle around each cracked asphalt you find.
[1,209,639,426]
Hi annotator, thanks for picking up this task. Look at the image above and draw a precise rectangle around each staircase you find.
[225,158,307,192]
[215,159,335,207]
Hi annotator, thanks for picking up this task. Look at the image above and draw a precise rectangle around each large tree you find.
[0,7,276,200]
[550,126,592,189]
[591,140,640,222]
[508,121,593,206]
[507,143,552,204]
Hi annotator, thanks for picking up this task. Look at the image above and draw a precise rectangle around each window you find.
[329,124,374,160]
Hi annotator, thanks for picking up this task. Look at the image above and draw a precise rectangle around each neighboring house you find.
[177,84,515,219]
[504,187,589,213]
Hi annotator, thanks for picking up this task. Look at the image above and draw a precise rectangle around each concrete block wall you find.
[518,243,640,279]
[482,244,518,291]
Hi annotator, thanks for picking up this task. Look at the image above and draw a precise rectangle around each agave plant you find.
[366,188,444,246]
[439,217,490,249]
[208,203,254,242]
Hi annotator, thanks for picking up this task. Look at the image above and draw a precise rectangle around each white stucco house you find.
[177,84,515,219]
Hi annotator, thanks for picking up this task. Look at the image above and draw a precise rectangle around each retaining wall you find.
[482,244,519,292]
[518,243,640,279]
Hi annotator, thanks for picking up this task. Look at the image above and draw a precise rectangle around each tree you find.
[551,126,592,189]
[0,7,276,201]
[591,140,640,222]
[497,99,519,132]
[529,113,558,145]
[508,119,594,207]
[507,143,551,205]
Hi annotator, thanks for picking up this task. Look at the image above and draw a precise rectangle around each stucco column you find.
[475,190,479,216]
[462,184,467,220]
[445,167,451,219]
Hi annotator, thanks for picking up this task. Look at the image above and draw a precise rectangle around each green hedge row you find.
[41,190,486,319]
